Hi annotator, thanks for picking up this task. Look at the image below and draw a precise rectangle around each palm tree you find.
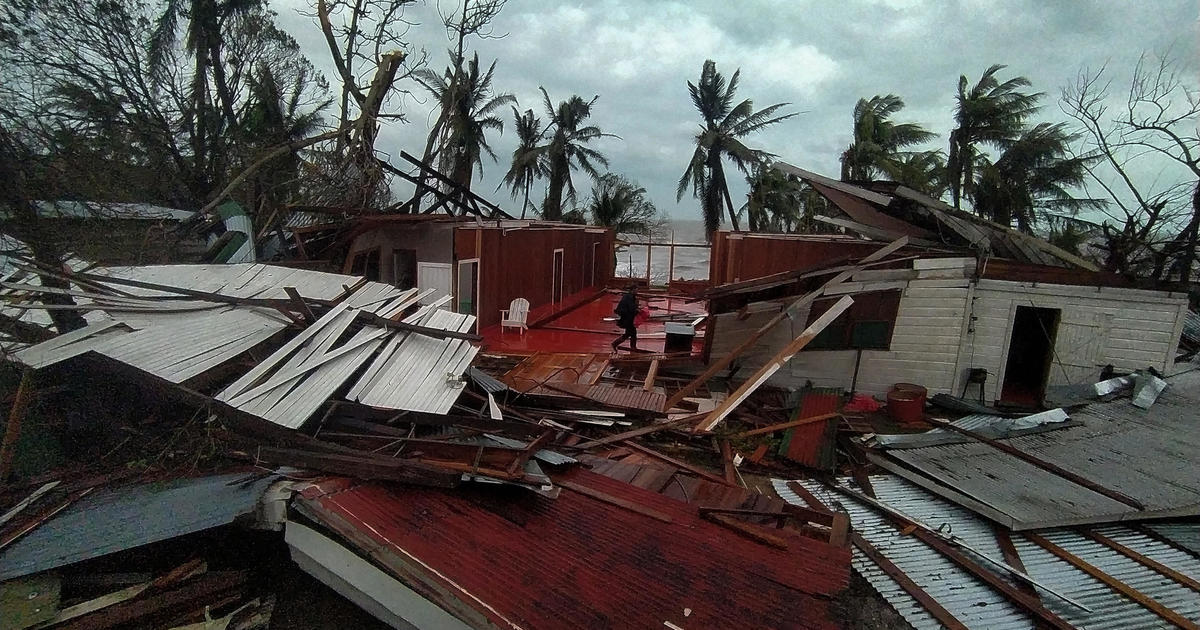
[537,89,613,221]
[414,53,516,191]
[946,64,1042,210]
[149,0,253,126]
[588,173,661,235]
[840,94,936,182]
[499,107,547,219]
[891,150,948,198]
[972,122,1103,232]
[241,64,330,218]
[678,60,796,241]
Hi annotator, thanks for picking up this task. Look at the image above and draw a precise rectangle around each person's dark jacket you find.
[614,293,638,328]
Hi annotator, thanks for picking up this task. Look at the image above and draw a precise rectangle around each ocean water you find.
[615,218,711,283]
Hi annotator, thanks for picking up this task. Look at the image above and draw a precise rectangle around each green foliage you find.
[840,94,936,182]
[587,173,662,235]
[414,53,516,190]
[973,122,1104,232]
[678,60,796,239]
[536,90,613,221]
[947,64,1042,209]
[498,107,547,218]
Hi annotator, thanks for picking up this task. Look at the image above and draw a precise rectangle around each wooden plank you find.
[720,440,737,485]
[702,513,788,550]
[1079,529,1200,593]
[922,416,1146,511]
[557,480,672,523]
[731,412,839,438]
[851,533,969,630]
[1026,532,1200,630]
[664,237,908,411]
[620,440,734,487]
[570,413,706,450]
[696,295,854,433]
[642,359,660,392]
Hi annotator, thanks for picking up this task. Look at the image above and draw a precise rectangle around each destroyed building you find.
[0,163,1198,630]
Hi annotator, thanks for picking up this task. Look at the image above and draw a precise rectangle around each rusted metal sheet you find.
[781,390,842,469]
[709,232,887,286]
[298,470,850,630]
[808,182,938,240]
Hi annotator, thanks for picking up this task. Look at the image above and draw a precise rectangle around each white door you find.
[417,262,453,305]
[1052,312,1111,385]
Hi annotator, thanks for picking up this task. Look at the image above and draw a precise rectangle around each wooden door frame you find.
[455,258,480,318]
[551,248,565,303]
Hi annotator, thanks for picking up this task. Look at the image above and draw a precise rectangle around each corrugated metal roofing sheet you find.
[0,472,276,581]
[775,475,1200,630]
[299,469,850,629]
[872,368,1200,529]
[781,390,842,468]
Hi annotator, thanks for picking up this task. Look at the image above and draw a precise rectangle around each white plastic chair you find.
[500,297,530,335]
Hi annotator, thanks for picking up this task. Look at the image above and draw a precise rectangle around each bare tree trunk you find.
[0,125,87,335]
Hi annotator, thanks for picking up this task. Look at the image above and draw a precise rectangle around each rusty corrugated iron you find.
[297,469,850,629]
[780,390,842,469]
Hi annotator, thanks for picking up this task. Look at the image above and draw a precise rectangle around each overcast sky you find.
[275,0,1198,226]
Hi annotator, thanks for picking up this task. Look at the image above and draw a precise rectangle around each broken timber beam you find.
[695,295,853,433]
[851,533,969,630]
[1077,529,1200,593]
[1026,532,1200,630]
[620,440,734,487]
[642,359,660,392]
[663,236,908,412]
[827,481,1089,615]
[922,416,1145,511]
[557,479,672,523]
[702,513,789,550]
[731,412,840,438]
[569,413,706,450]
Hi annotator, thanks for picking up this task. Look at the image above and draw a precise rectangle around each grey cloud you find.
[274,0,1197,223]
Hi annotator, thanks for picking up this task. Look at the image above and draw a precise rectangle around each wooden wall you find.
[710,257,1190,400]
[959,279,1188,401]
[456,226,615,328]
[342,222,455,283]
[709,232,895,286]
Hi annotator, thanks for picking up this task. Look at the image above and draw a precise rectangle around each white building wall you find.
[709,259,1189,402]
[958,279,1189,401]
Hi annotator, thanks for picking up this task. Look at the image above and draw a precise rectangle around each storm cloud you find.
[275,0,1198,223]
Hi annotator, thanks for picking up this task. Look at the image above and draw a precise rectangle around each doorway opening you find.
[349,248,381,281]
[1000,306,1061,407]
[392,249,417,289]
[457,259,479,317]
[552,248,564,303]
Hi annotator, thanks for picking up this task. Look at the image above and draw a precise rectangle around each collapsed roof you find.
[772,162,1099,270]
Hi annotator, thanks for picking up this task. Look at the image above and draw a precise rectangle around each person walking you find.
[612,285,639,351]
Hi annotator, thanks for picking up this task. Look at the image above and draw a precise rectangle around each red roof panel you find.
[298,468,849,629]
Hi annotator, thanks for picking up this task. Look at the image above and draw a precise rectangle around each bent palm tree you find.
[840,94,935,182]
[973,122,1103,232]
[499,107,546,219]
[946,64,1042,210]
[588,173,660,235]
[678,60,796,240]
[537,90,613,221]
[414,53,516,191]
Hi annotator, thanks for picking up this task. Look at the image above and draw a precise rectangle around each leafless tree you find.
[1062,51,1200,283]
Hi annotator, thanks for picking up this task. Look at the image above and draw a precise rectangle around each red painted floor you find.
[481,290,708,355]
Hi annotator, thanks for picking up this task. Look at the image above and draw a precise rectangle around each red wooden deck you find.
[480,289,707,355]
